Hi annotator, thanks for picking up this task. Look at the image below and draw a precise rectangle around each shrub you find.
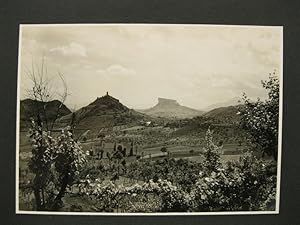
[239,72,280,160]
[28,121,87,210]
[202,128,222,174]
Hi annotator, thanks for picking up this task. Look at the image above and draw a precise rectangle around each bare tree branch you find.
[25,57,69,132]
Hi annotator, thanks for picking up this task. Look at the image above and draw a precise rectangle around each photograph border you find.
[15,23,284,216]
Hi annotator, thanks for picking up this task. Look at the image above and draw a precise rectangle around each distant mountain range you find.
[20,94,242,134]
[203,97,242,112]
[138,97,204,119]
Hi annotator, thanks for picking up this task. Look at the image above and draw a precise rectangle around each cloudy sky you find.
[19,24,282,110]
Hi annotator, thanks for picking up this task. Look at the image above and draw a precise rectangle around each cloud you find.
[211,77,233,88]
[20,25,282,109]
[49,42,87,57]
[96,64,136,77]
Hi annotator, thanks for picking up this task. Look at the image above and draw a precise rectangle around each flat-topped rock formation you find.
[141,97,204,119]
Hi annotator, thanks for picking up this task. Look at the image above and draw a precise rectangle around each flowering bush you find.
[192,169,231,211]
[78,178,191,212]
[239,72,280,160]
[28,120,87,210]
[195,128,276,211]
[28,120,56,210]
[51,127,87,209]
[77,147,276,212]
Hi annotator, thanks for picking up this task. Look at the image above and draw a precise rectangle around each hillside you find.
[203,105,241,124]
[140,97,204,119]
[57,93,150,135]
[169,105,245,143]
[20,99,71,130]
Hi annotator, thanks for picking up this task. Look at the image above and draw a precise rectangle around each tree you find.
[239,72,279,160]
[28,123,86,210]
[52,128,86,209]
[26,59,86,210]
[202,128,221,174]
[108,144,126,179]
[25,57,68,131]
[160,147,167,154]
[28,120,55,210]
[238,140,242,146]
[129,143,134,156]
[99,149,104,159]
[122,147,127,157]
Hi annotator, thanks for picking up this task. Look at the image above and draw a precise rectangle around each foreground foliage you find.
[74,129,277,212]
[28,121,87,210]
[24,122,277,212]
[239,72,280,160]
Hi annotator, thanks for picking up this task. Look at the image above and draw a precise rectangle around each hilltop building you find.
[94,92,120,104]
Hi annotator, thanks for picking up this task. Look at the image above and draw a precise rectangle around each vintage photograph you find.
[16,24,283,214]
